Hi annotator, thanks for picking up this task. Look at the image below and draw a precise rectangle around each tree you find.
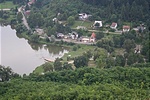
[74,56,88,68]
[115,55,125,66]
[95,32,104,40]
[17,12,23,23]
[54,58,62,71]
[123,39,136,53]
[30,34,39,43]
[0,65,15,82]
[63,62,73,70]
[96,57,106,69]
[67,16,75,26]
[43,62,53,72]
[106,57,115,68]
[127,52,137,65]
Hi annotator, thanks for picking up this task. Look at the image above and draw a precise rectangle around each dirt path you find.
[18,7,30,30]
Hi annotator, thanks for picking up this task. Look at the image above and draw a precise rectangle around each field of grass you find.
[0,1,17,9]
[62,45,95,61]
[71,20,94,29]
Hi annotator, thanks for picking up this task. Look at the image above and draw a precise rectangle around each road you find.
[0,9,10,11]
[18,7,30,30]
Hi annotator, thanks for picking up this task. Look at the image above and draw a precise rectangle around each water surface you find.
[0,25,68,75]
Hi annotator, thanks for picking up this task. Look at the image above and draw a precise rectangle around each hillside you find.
[0,66,150,99]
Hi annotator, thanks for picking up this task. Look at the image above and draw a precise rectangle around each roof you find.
[91,32,96,38]
[123,25,130,29]
[25,10,30,15]
[93,21,102,27]
[111,22,117,27]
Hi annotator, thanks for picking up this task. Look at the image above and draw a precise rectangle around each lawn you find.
[71,20,94,29]
[62,45,95,61]
[0,1,17,9]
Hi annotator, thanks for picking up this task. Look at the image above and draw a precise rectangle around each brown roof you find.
[111,22,117,27]
[91,32,96,38]
[123,25,130,29]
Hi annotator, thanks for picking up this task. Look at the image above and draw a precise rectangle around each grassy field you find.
[62,45,95,61]
[71,21,94,29]
[0,1,17,9]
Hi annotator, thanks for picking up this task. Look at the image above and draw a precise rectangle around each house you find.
[79,13,92,20]
[34,28,44,35]
[90,32,96,42]
[52,18,58,23]
[57,33,64,38]
[28,0,35,6]
[81,36,90,43]
[93,21,102,28]
[24,10,30,17]
[110,22,117,29]
[123,25,130,32]
[79,13,88,20]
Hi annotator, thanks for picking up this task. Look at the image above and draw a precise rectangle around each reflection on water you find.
[1,25,69,75]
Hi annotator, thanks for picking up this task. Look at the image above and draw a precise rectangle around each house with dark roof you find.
[93,21,102,28]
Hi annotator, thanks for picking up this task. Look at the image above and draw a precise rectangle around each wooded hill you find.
[0,65,150,99]
[32,0,150,23]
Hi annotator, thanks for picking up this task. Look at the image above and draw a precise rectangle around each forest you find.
[0,64,150,99]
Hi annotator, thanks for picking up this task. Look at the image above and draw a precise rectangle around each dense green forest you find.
[0,64,150,99]
[26,0,150,28]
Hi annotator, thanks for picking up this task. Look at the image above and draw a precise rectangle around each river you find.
[0,25,69,75]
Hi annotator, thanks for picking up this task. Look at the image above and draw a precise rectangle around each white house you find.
[123,25,130,32]
[93,21,102,28]
[79,13,92,20]
[110,22,117,29]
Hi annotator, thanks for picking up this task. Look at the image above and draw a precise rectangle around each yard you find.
[62,44,95,61]
[71,20,94,29]
[0,1,17,9]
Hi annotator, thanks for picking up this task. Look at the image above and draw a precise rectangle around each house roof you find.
[91,32,96,38]
[25,10,30,16]
[123,25,130,29]
[111,22,117,27]
[93,21,102,27]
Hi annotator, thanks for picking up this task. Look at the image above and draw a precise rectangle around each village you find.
[21,0,146,45]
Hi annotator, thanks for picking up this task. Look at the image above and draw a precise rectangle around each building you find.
[93,21,102,28]
[90,32,96,42]
[110,22,117,29]
[79,13,92,20]
[123,25,130,32]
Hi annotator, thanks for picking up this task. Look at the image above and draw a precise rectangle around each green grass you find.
[71,21,94,29]
[0,1,17,9]
[33,65,44,74]
[62,45,95,61]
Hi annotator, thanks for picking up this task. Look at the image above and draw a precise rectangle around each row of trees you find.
[0,65,19,82]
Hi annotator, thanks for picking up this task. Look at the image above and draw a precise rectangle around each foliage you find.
[43,62,53,72]
[74,55,88,68]
[30,34,39,43]
[67,16,75,26]
[0,65,19,82]
[16,12,22,23]
[54,58,63,71]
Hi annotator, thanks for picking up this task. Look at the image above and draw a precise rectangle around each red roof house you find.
[110,22,117,29]
[123,25,130,32]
